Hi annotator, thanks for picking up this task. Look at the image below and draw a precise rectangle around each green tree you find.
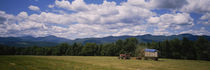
[123,38,138,56]
[100,43,115,56]
[195,36,209,60]
[81,43,97,56]
[115,39,124,55]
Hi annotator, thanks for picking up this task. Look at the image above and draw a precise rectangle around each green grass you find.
[0,56,210,70]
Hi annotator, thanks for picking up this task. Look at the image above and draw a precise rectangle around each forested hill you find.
[74,34,210,44]
[0,34,210,47]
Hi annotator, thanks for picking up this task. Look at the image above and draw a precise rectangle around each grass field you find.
[0,56,210,70]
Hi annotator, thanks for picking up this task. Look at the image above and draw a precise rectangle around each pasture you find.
[0,56,210,70]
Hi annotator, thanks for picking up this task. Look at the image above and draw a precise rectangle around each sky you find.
[0,0,210,39]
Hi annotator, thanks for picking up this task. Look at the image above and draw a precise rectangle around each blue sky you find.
[0,0,210,39]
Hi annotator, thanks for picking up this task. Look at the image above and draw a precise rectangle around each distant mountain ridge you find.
[0,35,70,47]
[0,34,210,47]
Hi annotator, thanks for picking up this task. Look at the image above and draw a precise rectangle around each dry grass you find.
[0,56,210,70]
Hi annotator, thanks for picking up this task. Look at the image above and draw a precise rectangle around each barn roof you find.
[144,49,157,52]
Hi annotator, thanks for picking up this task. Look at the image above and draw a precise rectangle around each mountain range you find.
[0,34,210,47]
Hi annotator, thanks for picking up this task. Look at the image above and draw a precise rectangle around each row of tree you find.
[0,37,210,60]
[0,38,138,56]
[145,37,210,60]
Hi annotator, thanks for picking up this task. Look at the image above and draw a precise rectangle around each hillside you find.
[0,34,210,47]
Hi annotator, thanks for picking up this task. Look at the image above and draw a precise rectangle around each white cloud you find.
[199,13,210,25]
[55,0,89,11]
[0,11,15,19]
[201,13,210,20]
[151,0,188,9]
[153,29,173,35]
[126,0,210,13]
[17,12,28,18]
[124,0,188,9]
[52,0,155,25]
[28,5,40,11]
[55,0,71,10]
[0,0,209,39]
[28,12,74,24]
[180,27,210,35]
[48,4,54,8]
[0,11,6,14]
[181,0,210,13]
[147,17,160,24]
[148,13,194,30]
[17,12,28,22]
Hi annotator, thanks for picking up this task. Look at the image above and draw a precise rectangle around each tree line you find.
[0,37,210,60]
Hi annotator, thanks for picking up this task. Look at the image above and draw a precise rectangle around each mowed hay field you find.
[0,56,210,70]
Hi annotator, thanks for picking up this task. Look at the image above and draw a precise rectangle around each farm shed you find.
[136,49,158,61]
[143,49,158,60]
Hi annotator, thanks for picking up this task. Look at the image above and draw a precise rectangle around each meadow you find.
[0,56,210,70]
